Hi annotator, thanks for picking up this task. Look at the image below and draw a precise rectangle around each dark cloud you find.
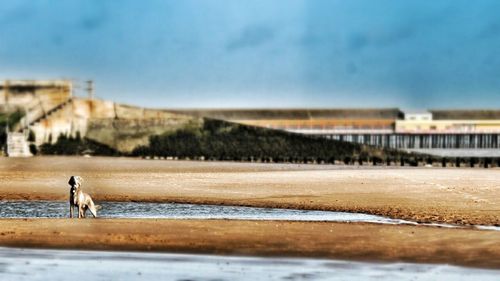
[345,62,358,74]
[78,1,109,31]
[0,3,35,26]
[347,33,368,51]
[347,26,416,52]
[478,22,500,39]
[376,26,415,46]
[226,25,275,51]
[51,34,64,46]
[80,16,106,30]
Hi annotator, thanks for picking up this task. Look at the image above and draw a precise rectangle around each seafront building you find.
[174,109,500,157]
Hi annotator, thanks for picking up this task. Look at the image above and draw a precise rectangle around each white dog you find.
[68,176,100,218]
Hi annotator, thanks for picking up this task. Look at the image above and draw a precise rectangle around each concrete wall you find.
[29,99,87,145]
[395,120,500,134]
[27,97,196,152]
[0,80,71,107]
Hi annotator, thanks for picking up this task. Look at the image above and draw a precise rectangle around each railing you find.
[16,96,72,132]
[285,128,394,135]
[396,129,500,134]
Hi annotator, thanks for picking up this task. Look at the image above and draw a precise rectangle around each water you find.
[1,200,499,230]
[0,200,409,224]
[0,247,498,281]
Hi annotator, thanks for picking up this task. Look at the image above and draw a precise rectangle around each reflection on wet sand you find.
[0,247,499,281]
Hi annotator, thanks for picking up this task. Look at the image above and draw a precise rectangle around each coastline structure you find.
[1,79,500,157]
[0,80,195,154]
[171,109,500,157]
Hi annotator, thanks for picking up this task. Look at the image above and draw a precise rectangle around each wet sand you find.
[0,219,500,269]
[0,157,499,225]
[2,247,499,281]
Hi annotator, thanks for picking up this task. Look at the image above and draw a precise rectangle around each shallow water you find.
[0,200,410,224]
[1,200,499,231]
[0,247,498,281]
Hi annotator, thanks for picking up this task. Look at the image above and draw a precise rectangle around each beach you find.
[0,156,499,269]
[0,157,499,225]
[1,219,500,268]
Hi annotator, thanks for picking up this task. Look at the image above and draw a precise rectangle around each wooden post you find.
[86,80,94,100]
[4,80,9,105]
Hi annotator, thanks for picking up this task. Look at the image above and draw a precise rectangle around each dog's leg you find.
[88,200,98,218]
[78,205,84,218]
[69,188,74,218]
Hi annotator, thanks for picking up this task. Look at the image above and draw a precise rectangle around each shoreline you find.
[1,192,499,226]
[2,198,500,229]
[1,218,500,269]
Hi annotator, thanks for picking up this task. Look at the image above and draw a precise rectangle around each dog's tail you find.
[95,205,102,210]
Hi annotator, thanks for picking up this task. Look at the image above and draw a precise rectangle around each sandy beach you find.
[1,219,500,269]
[0,157,499,225]
[1,157,500,269]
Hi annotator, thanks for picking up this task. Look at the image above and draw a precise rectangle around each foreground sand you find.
[0,157,499,225]
[0,219,499,269]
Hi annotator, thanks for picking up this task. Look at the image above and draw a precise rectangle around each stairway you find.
[6,132,32,157]
[12,98,74,147]
[15,98,73,133]
[27,98,73,128]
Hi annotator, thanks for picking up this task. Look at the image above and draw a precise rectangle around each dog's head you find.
[68,176,83,189]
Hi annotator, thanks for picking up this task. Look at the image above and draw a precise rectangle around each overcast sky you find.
[1,0,499,109]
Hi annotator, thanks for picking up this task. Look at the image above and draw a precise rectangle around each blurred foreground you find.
[2,247,499,281]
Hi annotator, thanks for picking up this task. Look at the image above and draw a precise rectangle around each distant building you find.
[403,111,433,121]
[171,109,500,157]
[394,111,500,157]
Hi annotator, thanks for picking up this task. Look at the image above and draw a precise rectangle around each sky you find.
[0,0,500,109]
